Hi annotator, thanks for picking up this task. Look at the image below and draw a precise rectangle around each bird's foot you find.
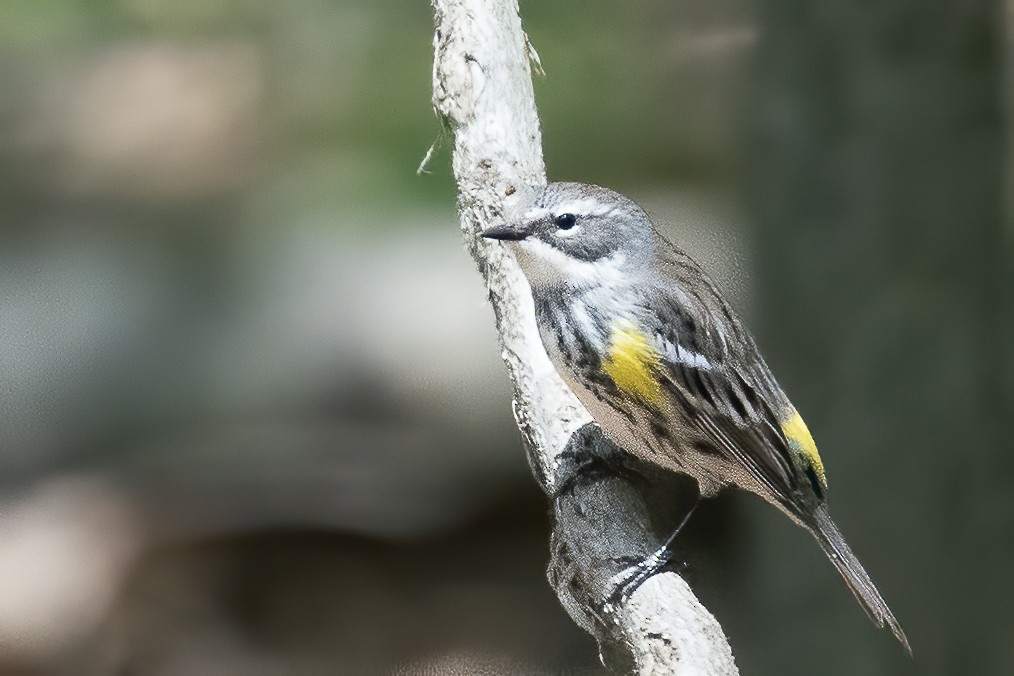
[602,544,685,617]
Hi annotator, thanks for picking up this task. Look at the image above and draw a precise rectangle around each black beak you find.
[481,224,530,241]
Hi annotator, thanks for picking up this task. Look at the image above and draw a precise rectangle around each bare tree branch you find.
[429,1,739,673]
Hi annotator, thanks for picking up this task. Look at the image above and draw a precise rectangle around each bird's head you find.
[482,182,654,290]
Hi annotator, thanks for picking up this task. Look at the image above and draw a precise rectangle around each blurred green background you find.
[0,0,1009,674]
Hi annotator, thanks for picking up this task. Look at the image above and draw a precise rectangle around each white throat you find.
[510,238,626,291]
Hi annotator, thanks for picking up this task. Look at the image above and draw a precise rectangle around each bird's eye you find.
[554,213,577,230]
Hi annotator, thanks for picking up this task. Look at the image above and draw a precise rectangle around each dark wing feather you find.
[659,358,811,514]
[646,241,819,514]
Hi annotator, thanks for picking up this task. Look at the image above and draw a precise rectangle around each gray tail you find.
[809,506,911,654]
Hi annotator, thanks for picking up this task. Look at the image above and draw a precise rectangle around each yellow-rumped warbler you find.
[483,182,909,651]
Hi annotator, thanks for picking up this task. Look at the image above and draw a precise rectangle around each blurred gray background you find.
[0,1,1009,674]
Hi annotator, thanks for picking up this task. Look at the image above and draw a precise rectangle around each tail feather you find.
[809,506,911,654]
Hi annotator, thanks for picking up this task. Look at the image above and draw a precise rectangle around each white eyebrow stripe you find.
[552,198,614,217]
[523,207,551,220]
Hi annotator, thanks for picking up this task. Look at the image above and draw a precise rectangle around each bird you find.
[481,181,909,652]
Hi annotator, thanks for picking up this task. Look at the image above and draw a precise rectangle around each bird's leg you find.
[604,498,700,612]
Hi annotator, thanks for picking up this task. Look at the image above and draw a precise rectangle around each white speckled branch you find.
[429,1,738,673]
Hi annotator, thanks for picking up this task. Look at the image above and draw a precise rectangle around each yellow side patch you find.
[603,320,663,406]
[781,409,827,487]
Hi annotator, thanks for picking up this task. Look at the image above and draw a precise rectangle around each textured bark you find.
[429,1,738,673]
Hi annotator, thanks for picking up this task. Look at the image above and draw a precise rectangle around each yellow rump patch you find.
[603,320,663,406]
[781,409,827,487]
